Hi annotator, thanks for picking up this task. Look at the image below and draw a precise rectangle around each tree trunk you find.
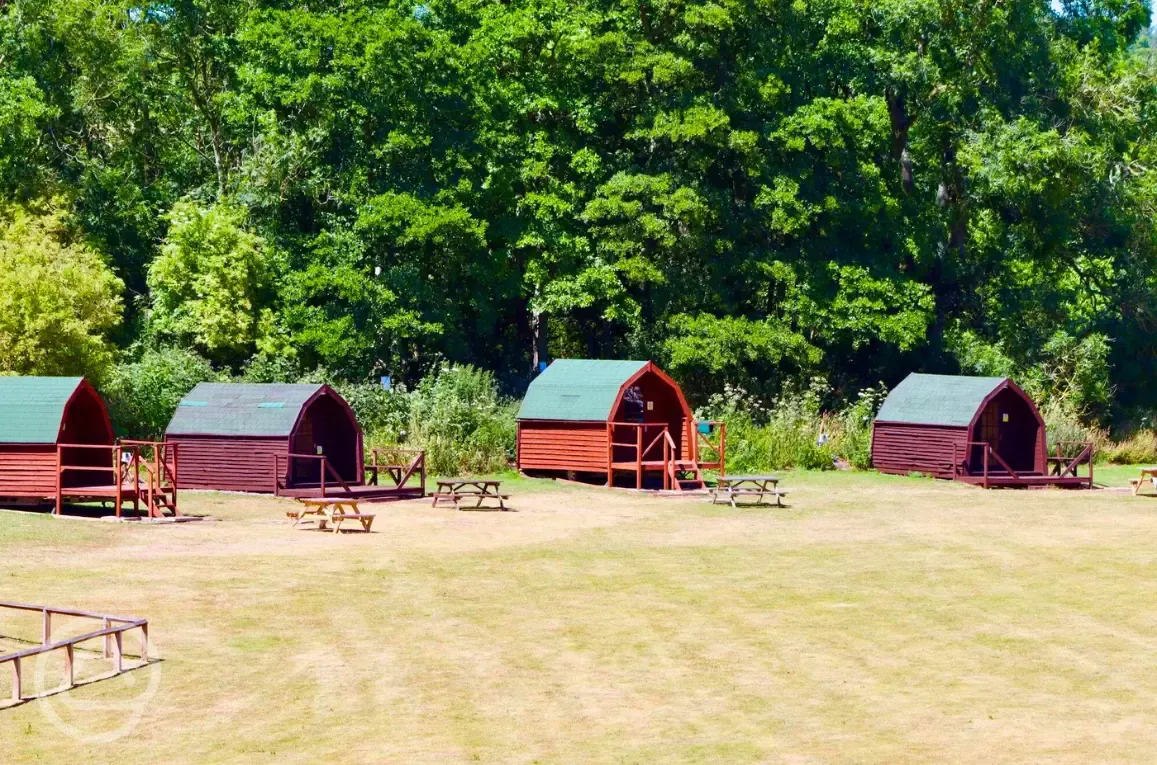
[887,90,915,194]
[531,310,547,375]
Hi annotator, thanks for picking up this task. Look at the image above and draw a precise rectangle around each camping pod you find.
[166,383,363,493]
[0,377,114,499]
[516,359,721,489]
[871,373,1090,488]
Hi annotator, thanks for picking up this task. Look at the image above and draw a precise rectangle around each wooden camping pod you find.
[870,373,1092,488]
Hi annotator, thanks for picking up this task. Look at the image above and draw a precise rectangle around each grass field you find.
[2,469,1157,763]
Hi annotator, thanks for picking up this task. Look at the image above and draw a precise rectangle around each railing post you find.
[103,617,111,659]
[55,445,62,516]
[112,630,123,674]
[11,656,21,702]
[41,609,51,645]
[666,430,675,488]
[64,644,74,688]
[1089,443,1094,487]
[719,422,727,479]
[635,425,643,490]
[115,446,123,519]
[320,458,327,498]
[170,442,179,515]
[983,446,989,489]
[140,622,149,664]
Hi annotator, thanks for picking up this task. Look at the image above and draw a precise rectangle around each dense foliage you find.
[3,0,1157,431]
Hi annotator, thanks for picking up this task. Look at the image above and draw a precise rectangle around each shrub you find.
[104,346,220,438]
[1103,431,1157,464]
[404,364,517,475]
[698,378,882,472]
[1040,401,1108,462]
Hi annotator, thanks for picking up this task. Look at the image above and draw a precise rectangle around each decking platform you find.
[955,472,1092,489]
[277,484,425,502]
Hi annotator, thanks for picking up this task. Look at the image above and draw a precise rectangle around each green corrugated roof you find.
[0,376,85,443]
[166,383,325,437]
[517,360,649,421]
[875,373,1007,427]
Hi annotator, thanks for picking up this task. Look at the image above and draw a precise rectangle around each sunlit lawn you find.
[2,469,1156,763]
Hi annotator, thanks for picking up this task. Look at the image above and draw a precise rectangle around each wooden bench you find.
[290,499,375,533]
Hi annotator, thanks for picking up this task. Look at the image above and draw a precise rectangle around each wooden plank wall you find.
[0,446,57,496]
[168,436,289,493]
[870,423,969,479]
[517,421,608,473]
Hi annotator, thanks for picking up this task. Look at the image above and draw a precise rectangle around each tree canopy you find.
[2,0,1156,423]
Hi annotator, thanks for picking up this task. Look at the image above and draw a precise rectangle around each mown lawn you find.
[2,471,1156,763]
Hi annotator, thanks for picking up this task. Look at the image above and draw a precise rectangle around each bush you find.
[1103,431,1157,464]
[698,378,886,472]
[104,346,220,438]
[404,364,517,476]
[1040,401,1108,462]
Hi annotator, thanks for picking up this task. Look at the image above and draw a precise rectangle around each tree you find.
[147,199,277,365]
[0,201,124,380]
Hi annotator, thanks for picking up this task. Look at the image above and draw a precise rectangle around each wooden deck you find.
[955,472,1092,489]
[277,484,425,502]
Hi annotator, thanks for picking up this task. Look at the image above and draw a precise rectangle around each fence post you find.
[11,657,21,702]
[320,458,326,498]
[41,609,51,645]
[103,617,111,659]
[65,644,74,688]
[983,447,989,489]
[140,623,149,664]
[112,630,123,674]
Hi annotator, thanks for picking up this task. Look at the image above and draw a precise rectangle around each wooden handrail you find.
[0,600,149,703]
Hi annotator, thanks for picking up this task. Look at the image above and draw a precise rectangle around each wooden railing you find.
[1,600,149,704]
[951,439,1094,488]
[951,441,1020,488]
[54,441,178,517]
[607,422,672,489]
[365,448,426,494]
[1049,441,1095,482]
[272,453,354,497]
[693,420,726,477]
[119,440,179,518]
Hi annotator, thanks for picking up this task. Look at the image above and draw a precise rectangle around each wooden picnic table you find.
[288,498,375,533]
[431,479,510,511]
[1132,468,1157,496]
[710,474,788,508]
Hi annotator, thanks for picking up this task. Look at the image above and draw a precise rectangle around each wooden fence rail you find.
[0,601,149,704]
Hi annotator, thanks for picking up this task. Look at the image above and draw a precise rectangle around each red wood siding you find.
[169,436,289,493]
[0,446,57,496]
[517,421,608,473]
[871,423,970,478]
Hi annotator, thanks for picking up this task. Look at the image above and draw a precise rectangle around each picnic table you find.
[431,479,510,511]
[1132,468,1157,496]
[710,475,788,508]
[287,498,375,533]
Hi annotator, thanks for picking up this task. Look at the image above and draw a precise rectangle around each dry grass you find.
[2,472,1157,763]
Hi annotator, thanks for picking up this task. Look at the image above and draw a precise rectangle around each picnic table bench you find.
[1131,468,1157,496]
[710,475,788,508]
[287,498,375,533]
[431,479,510,511]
